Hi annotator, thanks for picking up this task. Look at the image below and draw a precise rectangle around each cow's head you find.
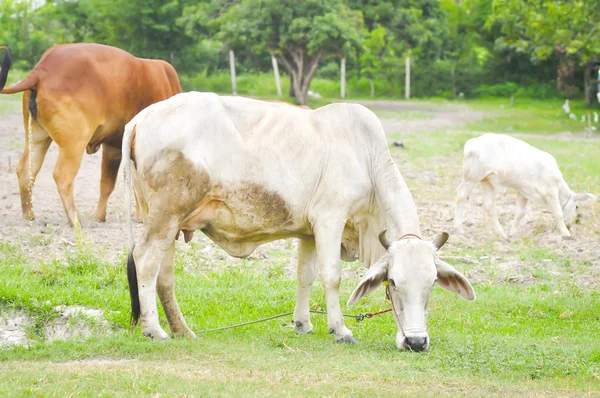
[564,192,597,229]
[347,231,475,352]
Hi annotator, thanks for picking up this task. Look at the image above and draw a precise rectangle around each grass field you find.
[1,83,599,395]
[1,239,599,396]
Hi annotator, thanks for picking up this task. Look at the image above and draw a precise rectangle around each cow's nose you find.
[404,336,428,352]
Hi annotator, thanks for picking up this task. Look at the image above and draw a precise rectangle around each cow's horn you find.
[379,230,391,250]
[433,232,449,251]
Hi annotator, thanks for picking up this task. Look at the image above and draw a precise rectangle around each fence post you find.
[271,54,282,97]
[405,56,410,99]
[229,50,237,95]
[340,57,346,99]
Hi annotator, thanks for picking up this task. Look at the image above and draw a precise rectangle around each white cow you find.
[454,133,596,238]
[123,92,475,351]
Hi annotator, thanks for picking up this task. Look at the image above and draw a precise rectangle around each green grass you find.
[465,97,598,134]
[1,241,599,396]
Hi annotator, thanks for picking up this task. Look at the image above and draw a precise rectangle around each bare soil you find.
[0,101,598,290]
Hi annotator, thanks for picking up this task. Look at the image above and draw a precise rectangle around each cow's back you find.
[34,43,180,146]
[130,93,387,227]
[465,133,562,191]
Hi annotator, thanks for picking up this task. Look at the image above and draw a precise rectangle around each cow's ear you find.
[573,192,597,203]
[347,254,389,306]
[435,258,475,301]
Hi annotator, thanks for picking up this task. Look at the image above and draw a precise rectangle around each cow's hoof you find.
[92,209,107,222]
[336,335,358,344]
[143,328,170,340]
[562,235,574,241]
[173,328,196,338]
[294,321,313,335]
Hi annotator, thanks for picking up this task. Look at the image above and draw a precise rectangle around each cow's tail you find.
[0,46,39,94]
[123,121,140,326]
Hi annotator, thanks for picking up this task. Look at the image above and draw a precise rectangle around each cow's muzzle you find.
[397,333,429,352]
[403,336,428,352]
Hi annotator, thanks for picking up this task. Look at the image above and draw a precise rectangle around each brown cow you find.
[0,43,181,226]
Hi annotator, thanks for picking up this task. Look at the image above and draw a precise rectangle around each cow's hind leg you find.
[509,193,528,237]
[133,220,180,340]
[16,108,52,220]
[481,180,506,239]
[93,143,122,222]
[314,219,356,344]
[454,179,477,235]
[157,241,195,338]
[293,239,317,335]
[52,141,87,227]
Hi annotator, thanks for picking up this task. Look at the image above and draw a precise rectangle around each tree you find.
[213,0,363,104]
[489,0,600,99]
[439,0,493,97]
[359,26,387,97]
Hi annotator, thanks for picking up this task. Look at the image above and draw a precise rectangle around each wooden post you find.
[405,56,410,99]
[229,50,237,95]
[271,54,282,97]
[340,57,346,99]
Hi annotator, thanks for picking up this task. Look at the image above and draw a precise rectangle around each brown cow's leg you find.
[93,143,122,222]
[16,117,52,221]
[53,142,86,227]
[157,242,196,338]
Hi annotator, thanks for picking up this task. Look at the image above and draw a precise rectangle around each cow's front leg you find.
[546,190,571,237]
[133,235,172,340]
[314,220,357,344]
[293,238,317,334]
[157,242,196,338]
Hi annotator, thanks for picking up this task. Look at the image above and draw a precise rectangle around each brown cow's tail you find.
[0,46,39,94]
[123,120,140,326]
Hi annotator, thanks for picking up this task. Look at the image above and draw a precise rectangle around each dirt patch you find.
[45,306,112,342]
[0,311,31,347]
[0,305,112,347]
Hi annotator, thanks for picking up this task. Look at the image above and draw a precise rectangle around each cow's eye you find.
[388,279,396,288]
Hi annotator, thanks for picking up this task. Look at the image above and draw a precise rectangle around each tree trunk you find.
[556,52,576,98]
[288,74,295,97]
[369,78,374,97]
[276,49,321,105]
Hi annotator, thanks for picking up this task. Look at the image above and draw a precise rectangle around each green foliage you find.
[209,0,363,103]
[489,0,600,64]
[489,0,600,97]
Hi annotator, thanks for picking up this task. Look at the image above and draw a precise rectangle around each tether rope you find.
[195,308,392,334]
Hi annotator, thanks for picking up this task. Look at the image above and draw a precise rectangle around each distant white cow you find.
[122,92,476,351]
[454,133,596,238]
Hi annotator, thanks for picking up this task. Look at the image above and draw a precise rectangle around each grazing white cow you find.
[454,133,596,238]
[122,92,475,351]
